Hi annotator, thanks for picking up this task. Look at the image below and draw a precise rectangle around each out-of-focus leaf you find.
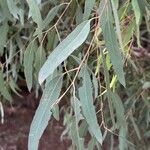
[119,126,128,150]
[70,120,84,150]
[39,20,91,84]
[0,22,8,55]
[137,0,150,13]
[9,77,22,97]
[34,4,61,36]
[142,81,150,89]
[79,65,103,144]
[110,0,123,51]
[79,120,88,137]
[27,0,42,37]
[76,4,83,24]
[27,0,42,27]
[88,138,96,150]
[0,0,11,21]
[34,45,46,77]
[99,0,125,87]
[110,92,126,127]
[6,0,24,25]
[28,75,63,150]
[51,104,59,121]
[43,5,61,29]
[132,0,141,46]
[0,70,12,101]
[132,0,141,26]
[83,0,95,20]
[24,41,37,91]
[130,112,141,140]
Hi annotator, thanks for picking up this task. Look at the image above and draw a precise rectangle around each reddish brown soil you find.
[0,93,69,150]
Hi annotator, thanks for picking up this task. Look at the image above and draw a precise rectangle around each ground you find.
[0,91,69,150]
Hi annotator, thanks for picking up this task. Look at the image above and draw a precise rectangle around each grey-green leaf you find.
[27,0,43,28]
[99,0,125,86]
[24,41,37,91]
[0,22,8,55]
[0,70,12,101]
[83,0,95,20]
[28,75,63,150]
[38,20,91,84]
[79,66,103,144]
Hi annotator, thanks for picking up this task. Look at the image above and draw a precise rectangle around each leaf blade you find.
[38,20,91,84]
[99,0,125,86]
[28,75,63,150]
[79,66,103,144]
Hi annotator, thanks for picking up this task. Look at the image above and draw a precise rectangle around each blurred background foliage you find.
[0,0,150,149]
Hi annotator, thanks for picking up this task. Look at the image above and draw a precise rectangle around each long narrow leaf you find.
[99,0,125,86]
[0,70,12,101]
[39,20,91,84]
[28,75,63,150]
[24,41,37,91]
[79,66,103,144]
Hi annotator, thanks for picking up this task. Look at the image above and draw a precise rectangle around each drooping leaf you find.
[27,0,42,27]
[110,92,126,127]
[0,70,12,101]
[43,5,61,29]
[79,65,103,144]
[33,4,62,36]
[34,45,46,77]
[110,0,124,51]
[27,0,42,38]
[130,112,141,140]
[28,75,63,150]
[99,0,125,86]
[6,0,24,25]
[39,20,91,84]
[24,41,37,91]
[132,0,141,26]
[119,126,128,150]
[83,0,95,20]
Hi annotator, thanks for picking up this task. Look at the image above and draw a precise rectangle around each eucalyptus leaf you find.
[79,65,103,144]
[24,41,37,91]
[99,0,125,86]
[39,20,91,84]
[28,75,63,150]
[83,0,95,20]
[0,70,12,101]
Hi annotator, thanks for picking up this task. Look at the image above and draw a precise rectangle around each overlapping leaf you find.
[83,0,95,20]
[24,41,37,91]
[79,65,103,144]
[28,75,63,150]
[0,70,12,101]
[38,20,91,84]
[99,0,125,86]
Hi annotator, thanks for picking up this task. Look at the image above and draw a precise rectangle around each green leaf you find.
[27,0,43,29]
[28,75,63,150]
[39,20,91,84]
[83,0,95,20]
[99,0,125,86]
[24,41,37,91]
[79,65,103,144]
[43,5,61,29]
[130,111,141,140]
[132,0,141,26]
[0,70,12,101]
[6,0,24,25]
[119,126,128,150]
[110,92,126,127]
[34,45,46,77]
